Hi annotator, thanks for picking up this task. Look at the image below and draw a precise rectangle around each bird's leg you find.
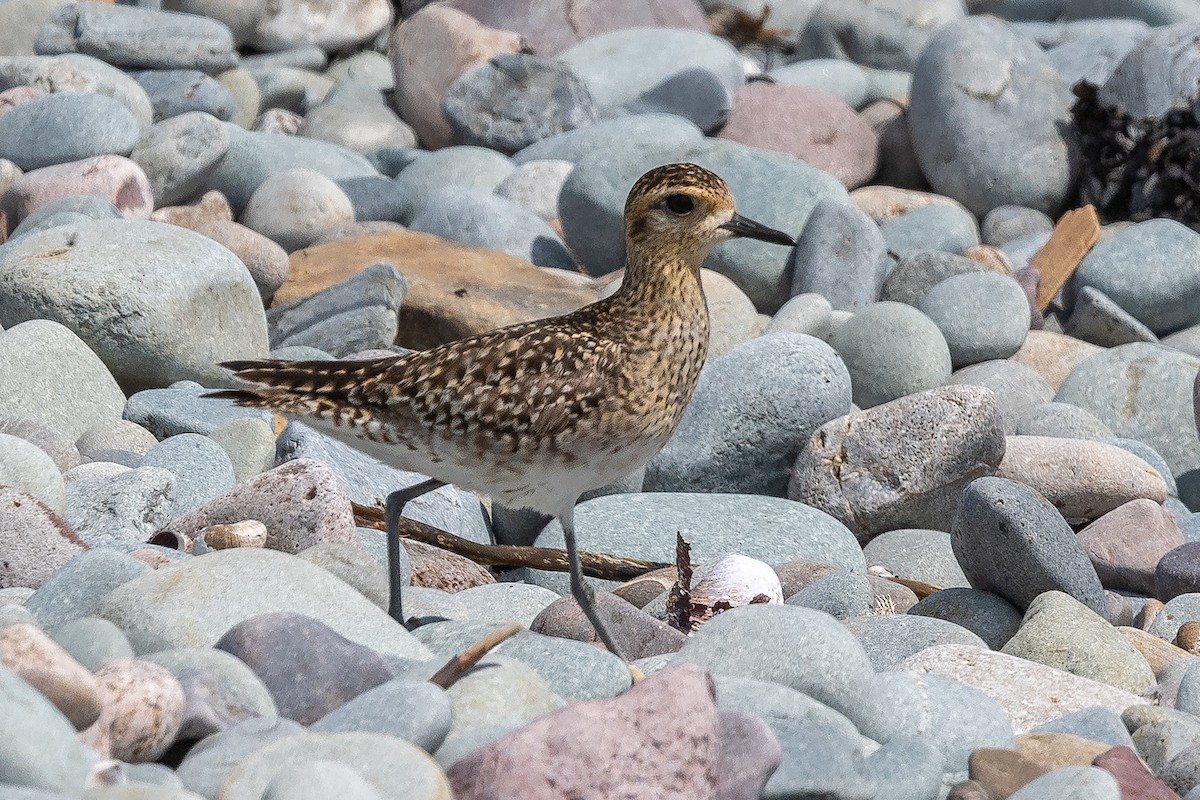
[385,478,446,627]
[560,506,625,660]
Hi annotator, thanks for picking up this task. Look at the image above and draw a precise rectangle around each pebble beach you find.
[4,0,1200,798]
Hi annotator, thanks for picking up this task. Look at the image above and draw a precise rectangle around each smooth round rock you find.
[24,548,150,630]
[829,301,952,408]
[909,587,1024,650]
[951,477,1108,614]
[1016,402,1113,440]
[241,168,356,253]
[311,678,452,753]
[392,145,515,222]
[1008,766,1120,800]
[623,66,732,135]
[51,617,134,672]
[918,272,1030,368]
[909,16,1076,216]
[0,219,268,392]
[862,528,970,588]
[645,333,851,496]
[0,91,139,170]
[511,113,702,165]
[789,196,891,312]
[442,53,596,155]
[0,661,95,794]
[881,249,990,306]
[786,571,872,619]
[130,69,234,122]
[982,205,1055,247]
[949,359,1055,435]
[93,658,185,763]
[493,159,573,222]
[141,433,236,517]
[0,433,64,514]
[129,111,232,206]
[1072,218,1200,336]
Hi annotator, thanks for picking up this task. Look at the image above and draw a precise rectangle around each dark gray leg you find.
[385,478,446,626]
[560,505,624,659]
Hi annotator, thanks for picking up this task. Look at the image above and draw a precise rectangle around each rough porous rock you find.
[790,385,1006,543]
[447,663,720,799]
[93,658,185,763]
[0,487,86,589]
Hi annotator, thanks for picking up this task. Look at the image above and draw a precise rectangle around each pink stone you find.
[445,0,707,56]
[447,663,720,800]
[0,85,48,117]
[1078,499,1183,596]
[1,154,153,232]
[719,83,879,189]
[390,5,524,149]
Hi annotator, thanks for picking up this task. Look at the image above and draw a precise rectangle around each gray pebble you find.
[862,528,970,588]
[830,301,952,408]
[24,548,149,631]
[880,249,989,307]
[1017,402,1114,440]
[879,202,981,257]
[142,433,236,517]
[623,67,732,135]
[949,359,1054,435]
[981,205,1054,247]
[130,69,234,122]
[785,572,872,619]
[267,263,406,357]
[49,616,134,671]
[129,110,231,206]
[918,272,1030,368]
[789,196,891,312]
[0,91,138,170]
[844,614,988,670]
[64,465,176,546]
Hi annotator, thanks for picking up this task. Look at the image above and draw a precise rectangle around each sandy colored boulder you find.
[277,229,600,350]
[1010,330,1102,390]
[93,658,185,763]
[849,185,973,224]
[998,436,1168,521]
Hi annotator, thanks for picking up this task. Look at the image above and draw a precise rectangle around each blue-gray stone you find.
[557,136,845,312]
[1008,766,1120,799]
[130,69,234,122]
[176,717,307,800]
[1017,402,1114,440]
[409,187,574,271]
[645,333,851,496]
[49,616,133,671]
[0,53,154,127]
[556,27,743,117]
[0,663,95,795]
[843,614,988,670]
[129,110,232,206]
[1055,342,1200,508]
[1099,22,1200,120]
[1033,706,1136,749]
[789,196,891,312]
[64,465,176,546]
[143,645,277,740]
[1046,25,1148,86]
[332,176,406,223]
[999,230,1053,271]
[769,59,869,108]
[275,421,491,544]
[880,249,988,306]
[675,604,894,743]
[24,548,150,631]
[442,53,597,155]
[862,528,970,588]
[712,675,862,743]
[918,271,1030,368]
[786,572,872,619]
[829,301,952,408]
[8,195,122,241]
[909,16,1076,216]
[797,0,966,72]
[527,492,866,595]
[392,145,514,222]
[1110,437,1178,497]
[311,678,452,753]
[764,293,833,340]
[125,380,275,439]
[512,113,703,165]
[879,202,981,257]
[623,67,732,135]
[949,359,1054,435]
[0,91,138,170]
[205,124,378,213]
[863,735,945,800]
[761,717,877,800]
[877,671,1016,773]
[1072,219,1200,336]
[299,82,416,154]
[952,477,1108,614]
[142,433,235,517]
[34,4,237,72]
[267,262,406,357]
[982,205,1054,247]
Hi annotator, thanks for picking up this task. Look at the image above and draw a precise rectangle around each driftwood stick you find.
[352,502,668,581]
[429,623,522,689]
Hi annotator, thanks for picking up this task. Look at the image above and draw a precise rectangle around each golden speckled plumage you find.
[216,163,793,517]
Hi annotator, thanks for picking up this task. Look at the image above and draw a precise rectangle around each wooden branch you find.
[429,623,522,689]
[352,502,668,581]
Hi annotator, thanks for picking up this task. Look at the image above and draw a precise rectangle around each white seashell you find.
[685,553,783,632]
[195,520,268,551]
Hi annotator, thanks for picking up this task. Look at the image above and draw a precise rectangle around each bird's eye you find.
[664,194,695,214]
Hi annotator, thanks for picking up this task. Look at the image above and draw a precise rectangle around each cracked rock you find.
[788,384,1006,544]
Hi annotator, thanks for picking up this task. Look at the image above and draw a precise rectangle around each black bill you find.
[719,212,796,247]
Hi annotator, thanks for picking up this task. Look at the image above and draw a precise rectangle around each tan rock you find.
[702,269,761,358]
[969,747,1049,799]
[404,539,495,592]
[1010,330,1102,390]
[1176,620,1200,654]
[964,245,1014,274]
[893,644,1149,733]
[0,623,103,730]
[155,205,289,303]
[1119,626,1191,678]
[390,6,524,149]
[849,185,973,224]
[151,190,234,227]
[93,659,185,763]
[277,230,600,350]
[1016,732,1112,770]
[997,436,1168,521]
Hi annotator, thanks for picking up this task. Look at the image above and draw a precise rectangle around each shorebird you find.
[210,163,795,657]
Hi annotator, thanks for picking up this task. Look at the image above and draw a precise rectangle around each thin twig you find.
[352,502,668,581]
[429,623,522,689]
